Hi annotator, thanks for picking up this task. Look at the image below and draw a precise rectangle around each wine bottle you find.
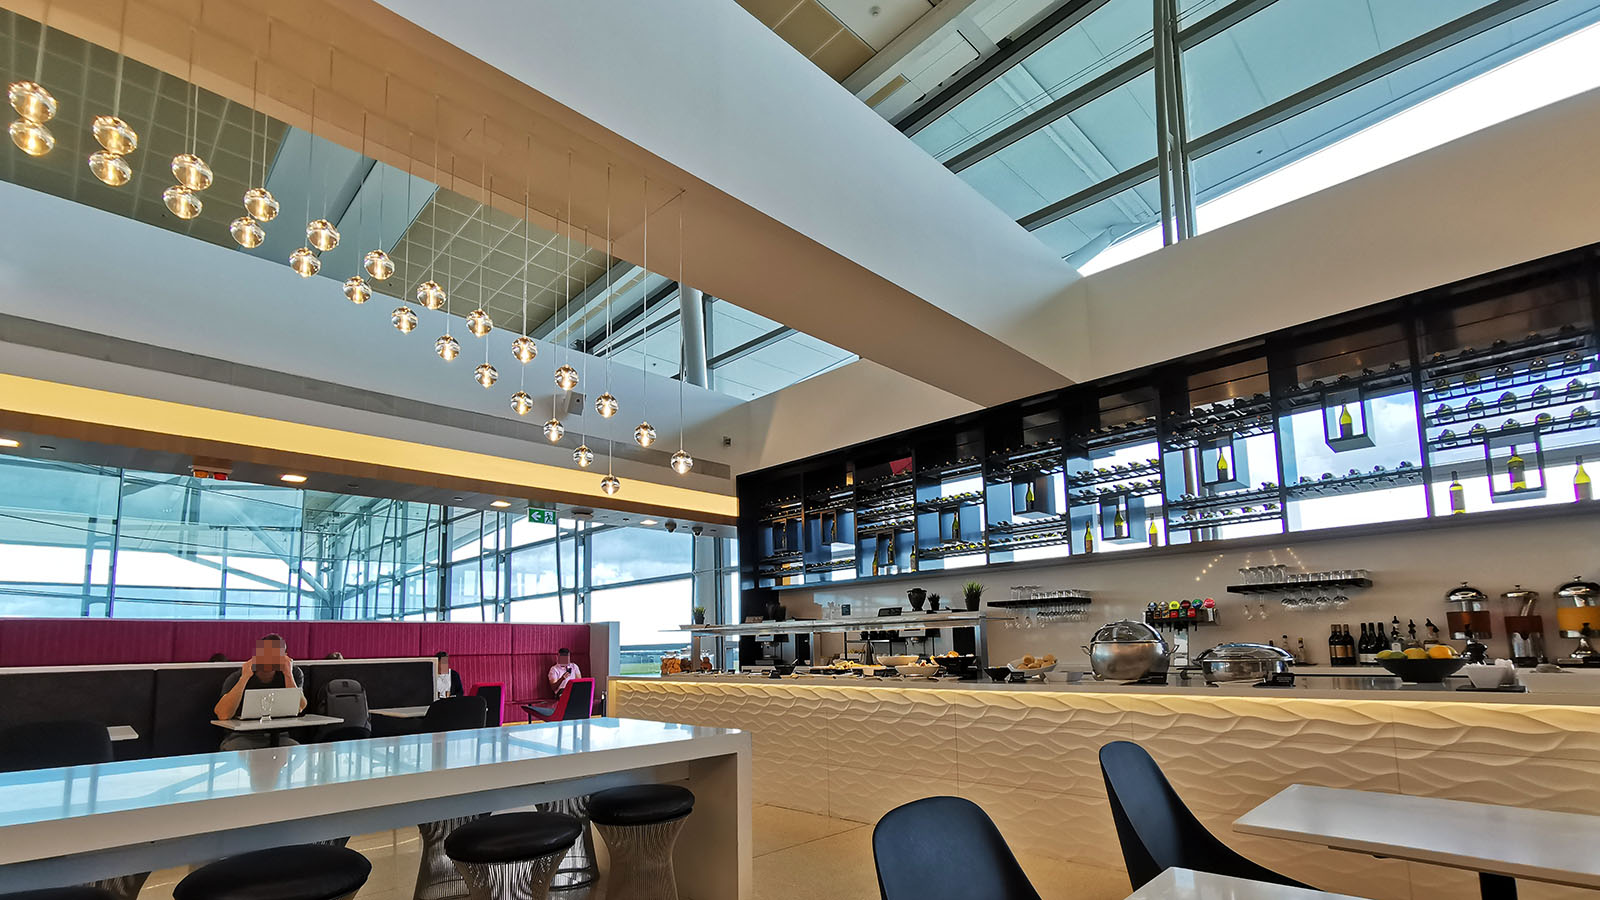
[1338,404,1354,440]
[1216,451,1230,482]
[1147,518,1159,546]
[1507,446,1527,491]
[1082,519,1094,553]
[1328,625,1340,665]
[908,547,917,572]
[1113,505,1127,538]
[871,543,880,577]
[1448,470,1466,514]
[1024,482,1036,511]
[1344,625,1358,666]
[950,511,960,542]
[1357,623,1372,665]
[1576,456,1592,502]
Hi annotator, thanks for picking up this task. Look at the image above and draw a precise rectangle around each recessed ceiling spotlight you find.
[0,437,18,448]
[489,500,511,509]
[279,474,308,484]
[639,519,658,526]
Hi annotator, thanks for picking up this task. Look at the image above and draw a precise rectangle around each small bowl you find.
[985,666,1011,683]
[896,663,941,677]
[1007,657,1058,676]
[879,655,920,667]
[1465,663,1514,689]
[1043,670,1083,684]
[933,654,978,676]
[1379,657,1466,683]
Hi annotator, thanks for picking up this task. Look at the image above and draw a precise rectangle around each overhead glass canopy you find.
[902,0,1600,272]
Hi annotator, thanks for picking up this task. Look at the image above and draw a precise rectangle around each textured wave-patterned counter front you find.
[611,676,1600,900]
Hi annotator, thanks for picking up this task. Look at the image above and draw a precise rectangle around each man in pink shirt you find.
[547,647,581,697]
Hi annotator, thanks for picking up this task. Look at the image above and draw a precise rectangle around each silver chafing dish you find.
[1193,642,1295,684]
[1085,620,1170,683]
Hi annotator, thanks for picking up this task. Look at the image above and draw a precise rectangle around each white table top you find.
[1235,785,1600,889]
[370,705,430,718]
[0,717,746,867]
[106,726,137,742]
[1128,868,1361,900]
[211,714,343,732]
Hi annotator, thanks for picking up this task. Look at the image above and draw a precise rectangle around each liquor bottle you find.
[1576,456,1592,502]
[1448,470,1466,514]
[1216,450,1230,483]
[1282,634,1294,663]
[1373,622,1387,662]
[950,511,960,542]
[1113,505,1127,538]
[1082,519,1094,554]
[1328,625,1341,665]
[1297,637,1308,665]
[1338,404,1354,440]
[1148,517,1160,546]
[1024,482,1036,511]
[871,542,880,577]
[1407,620,1420,648]
[1389,617,1404,652]
[1507,446,1527,491]
[1343,625,1357,666]
[1424,619,1441,647]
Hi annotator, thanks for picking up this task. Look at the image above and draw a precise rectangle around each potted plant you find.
[691,605,706,625]
[962,581,984,611]
[928,592,942,611]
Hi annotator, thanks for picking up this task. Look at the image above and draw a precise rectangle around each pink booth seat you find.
[449,654,514,721]
[306,622,423,660]
[420,622,511,657]
[0,618,178,667]
[171,621,312,663]
[511,623,589,655]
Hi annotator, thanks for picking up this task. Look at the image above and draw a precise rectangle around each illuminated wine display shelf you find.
[738,245,1600,592]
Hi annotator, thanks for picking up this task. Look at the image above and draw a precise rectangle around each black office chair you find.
[318,725,372,744]
[872,797,1041,900]
[1099,741,1308,890]
[0,720,113,772]
[1,889,114,900]
[418,695,487,733]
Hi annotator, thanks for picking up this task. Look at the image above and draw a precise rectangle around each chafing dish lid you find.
[1446,582,1488,603]
[1557,576,1600,600]
[1091,620,1163,643]
[1197,642,1295,663]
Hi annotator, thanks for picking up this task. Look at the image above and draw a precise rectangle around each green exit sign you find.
[527,508,558,525]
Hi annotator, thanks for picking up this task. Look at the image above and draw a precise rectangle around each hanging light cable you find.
[364,79,394,280]
[287,86,320,275]
[88,0,137,186]
[553,149,580,393]
[242,29,278,223]
[9,2,57,156]
[595,165,618,420]
[473,171,499,388]
[391,129,419,334]
[510,138,535,416]
[466,116,494,341]
[634,175,656,448]
[230,59,267,247]
[304,50,339,254]
[163,28,206,219]
[416,98,447,311]
[435,152,461,362]
[671,196,694,476]
[343,113,372,304]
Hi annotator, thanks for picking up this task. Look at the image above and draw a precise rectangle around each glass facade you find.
[0,455,737,662]
[906,0,1600,272]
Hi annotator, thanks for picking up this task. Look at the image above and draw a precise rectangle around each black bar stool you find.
[173,844,371,900]
[2,889,114,900]
[443,811,583,900]
[535,795,598,890]
[589,784,695,900]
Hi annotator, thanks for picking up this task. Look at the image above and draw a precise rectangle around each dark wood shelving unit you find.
[736,244,1600,598]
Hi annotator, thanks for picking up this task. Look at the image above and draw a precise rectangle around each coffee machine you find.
[1502,585,1545,667]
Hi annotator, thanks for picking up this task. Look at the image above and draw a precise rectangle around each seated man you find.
[213,633,307,751]
[434,650,464,700]
[527,648,582,720]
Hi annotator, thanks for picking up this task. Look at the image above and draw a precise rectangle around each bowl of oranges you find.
[1377,644,1466,683]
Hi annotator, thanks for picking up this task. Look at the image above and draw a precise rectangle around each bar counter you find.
[612,672,1600,900]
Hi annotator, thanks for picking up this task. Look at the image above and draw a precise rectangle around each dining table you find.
[1125,867,1363,900]
[1234,784,1600,900]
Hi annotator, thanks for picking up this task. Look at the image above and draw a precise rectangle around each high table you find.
[1234,784,1600,900]
[0,717,752,900]
[211,713,344,746]
[1127,868,1361,900]
[107,725,137,742]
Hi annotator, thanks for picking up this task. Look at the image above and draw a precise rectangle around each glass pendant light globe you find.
[435,334,460,361]
[573,444,594,468]
[466,309,493,337]
[163,184,202,219]
[670,449,694,475]
[595,392,619,418]
[9,81,55,122]
[511,336,537,363]
[509,390,533,416]
[554,364,579,391]
[229,215,265,248]
[543,418,565,442]
[306,218,339,252]
[391,306,418,333]
[600,474,621,496]
[288,247,320,277]
[343,275,371,304]
[416,280,446,310]
[634,421,657,448]
[243,187,279,221]
[10,119,53,156]
[171,153,212,190]
[91,114,137,154]
[474,363,499,388]
[89,150,132,186]
[363,249,394,280]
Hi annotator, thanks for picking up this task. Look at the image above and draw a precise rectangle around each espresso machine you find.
[1501,585,1545,667]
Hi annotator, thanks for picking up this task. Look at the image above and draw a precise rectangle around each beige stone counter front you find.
[612,676,1600,900]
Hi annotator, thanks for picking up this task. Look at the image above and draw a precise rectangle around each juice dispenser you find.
[1444,582,1492,640]
[1554,576,1600,663]
[1501,585,1544,667]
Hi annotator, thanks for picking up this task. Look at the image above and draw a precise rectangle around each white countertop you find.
[106,725,137,742]
[1234,785,1600,889]
[370,705,431,718]
[1129,868,1361,900]
[0,717,746,866]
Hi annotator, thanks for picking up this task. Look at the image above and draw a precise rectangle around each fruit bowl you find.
[895,663,941,677]
[1379,657,1466,683]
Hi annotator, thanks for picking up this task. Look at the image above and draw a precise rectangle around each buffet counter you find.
[611,672,1600,900]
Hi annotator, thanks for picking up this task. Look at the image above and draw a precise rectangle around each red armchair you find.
[523,678,595,722]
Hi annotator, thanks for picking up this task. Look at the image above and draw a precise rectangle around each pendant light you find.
[594,165,619,420]
[391,131,419,334]
[510,390,533,416]
[229,215,264,248]
[392,306,418,333]
[9,8,57,157]
[88,5,137,186]
[670,198,694,476]
[169,29,212,192]
[474,363,498,388]
[363,109,393,280]
[573,444,594,468]
[343,275,370,304]
[289,86,319,273]
[543,418,565,442]
[600,473,620,496]
[634,176,656,448]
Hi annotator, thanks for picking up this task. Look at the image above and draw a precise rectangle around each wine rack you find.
[737,243,1600,592]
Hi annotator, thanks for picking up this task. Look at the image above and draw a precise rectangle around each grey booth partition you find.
[0,669,158,761]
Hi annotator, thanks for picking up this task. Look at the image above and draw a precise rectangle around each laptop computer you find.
[240,686,303,720]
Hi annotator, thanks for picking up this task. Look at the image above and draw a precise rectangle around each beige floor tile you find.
[754,824,879,900]
[1015,854,1133,900]
[753,803,863,858]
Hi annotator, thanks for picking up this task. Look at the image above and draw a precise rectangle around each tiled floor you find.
[136,804,1132,900]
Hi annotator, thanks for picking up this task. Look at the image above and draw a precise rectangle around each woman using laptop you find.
[213,633,307,750]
